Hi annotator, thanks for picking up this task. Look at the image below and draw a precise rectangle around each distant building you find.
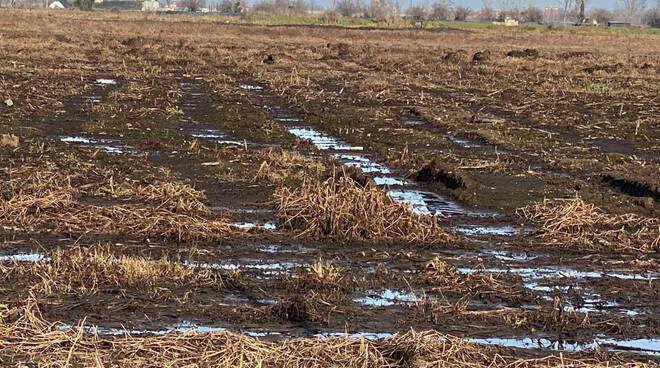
[543,6,559,23]
[142,0,159,11]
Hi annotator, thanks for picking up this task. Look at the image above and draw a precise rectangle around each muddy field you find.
[0,10,659,366]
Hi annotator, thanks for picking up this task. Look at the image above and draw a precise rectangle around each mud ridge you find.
[602,175,660,202]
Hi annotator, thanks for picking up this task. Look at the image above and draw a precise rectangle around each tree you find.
[217,0,245,13]
[291,0,309,13]
[478,0,497,20]
[454,5,472,20]
[520,5,543,22]
[589,7,613,24]
[408,5,428,21]
[367,0,397,20]
[617,0,647,22]
[429,1,452,19]
[557,0,574,23]
[642,6,660,26]
[180,0,206,11]
[336,0,364,16]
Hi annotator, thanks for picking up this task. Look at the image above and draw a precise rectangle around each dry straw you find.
[0,169,234,242]
[0,300,653,368]
[2,246,229,299]
[273,173,456,244]
[418,256,524,298]
[517,197,659,252]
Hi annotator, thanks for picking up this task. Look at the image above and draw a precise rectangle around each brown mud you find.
[0,10,658,365]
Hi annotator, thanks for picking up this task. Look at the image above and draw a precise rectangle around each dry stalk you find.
[273,175,456,244]
[517,197,659,252]
[0,300,652,368]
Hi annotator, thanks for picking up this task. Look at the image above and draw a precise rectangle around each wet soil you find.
[0,11,658,362]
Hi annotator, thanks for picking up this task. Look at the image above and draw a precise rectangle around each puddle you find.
[446,134,482,149]
[239,84,264,91]
[234,221,277,230]
[61,322,284,339]
[470,336,660,356]
[598,338,660,355]
[373,176,407,186]
[388,189,466,216]
[317,332,394,339]
[459,264,656,315]
[458,266,659,282]
[257,244,314,254]
[184,260,298,274]
[59,136,133,154]
[288,127,363,151]
[0,253,48,262]
[402,117,425,126]
[330,153,390,173]
[354,289,418,307]
[211,207,274,214]
[190,129,227,139]
[470,336,592,352]
[95,78,117,85]
[485,250,538,262]
[189,129,243,146]
[454,225,525,236]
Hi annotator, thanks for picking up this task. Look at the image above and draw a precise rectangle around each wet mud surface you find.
[0,11,658,364]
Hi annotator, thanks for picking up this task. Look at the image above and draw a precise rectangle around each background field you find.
[0,9,658,366]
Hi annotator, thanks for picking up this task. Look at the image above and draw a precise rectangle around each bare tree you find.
[367,0,397,20]
[408,5,428,20]
[335,0,364,16]
[478,0,497,20]
[180,0,206,11]
[557,0,574,22]
[589,7,614,24]
[454,5,472,20]
[429,1,452,19]
[520,5,543,22]
[642,6,660,26]
[217,0,245,13]
[291,0,309,13]
[617,0,647,22]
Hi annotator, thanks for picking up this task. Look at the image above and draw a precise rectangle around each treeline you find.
[206,0,660,27]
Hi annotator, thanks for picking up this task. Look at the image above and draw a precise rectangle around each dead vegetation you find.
[0,301,654,368]
[273,173,457,244]
[1,10,659,362]
[254,148,327,184]
[0,169,234,242]
[275,259,353,324]
[416,257,525,300]
[517,197,660,252]
[96,178,212,214]
[0,246,231,299]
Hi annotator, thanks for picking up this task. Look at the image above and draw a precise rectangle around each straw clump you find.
[417,257,525,299]
[517,197,660,252]
[1,247,230,299]
[254,148,326,184]
[273,175,456,244]
[0,170,234,242]
[0,301,653,368]
[96,179,212,214]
